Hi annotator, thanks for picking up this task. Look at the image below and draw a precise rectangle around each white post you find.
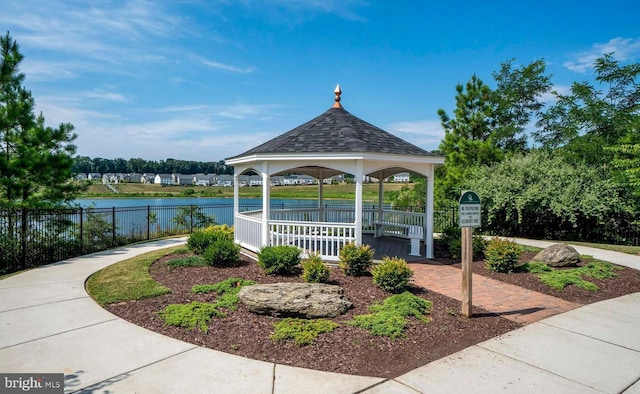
[261,162,270,248]
[318,168,324,222]
[233,173,239,244]
[355,160,363,245]
[377,174,384,234]
[425,165,435,258]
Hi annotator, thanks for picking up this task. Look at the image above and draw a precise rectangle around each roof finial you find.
[332,84,342,108]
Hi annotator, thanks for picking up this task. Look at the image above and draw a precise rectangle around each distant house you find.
[141,173,155,184]
[128,173,143,183]
[193,173,214,186]
[215,174,234,187]
[172,173,195,186]
[88,173,102,182]
[248,175,262,187]
[75,173,88,181]
[393,172,410,183]
[154,174,173,185]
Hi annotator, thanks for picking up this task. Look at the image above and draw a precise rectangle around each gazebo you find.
[225,86,444,260]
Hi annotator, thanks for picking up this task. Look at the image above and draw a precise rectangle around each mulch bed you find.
[104,250,640,378]
[451,251,640,304]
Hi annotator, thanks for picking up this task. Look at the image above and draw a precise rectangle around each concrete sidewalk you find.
[1,239,639,393]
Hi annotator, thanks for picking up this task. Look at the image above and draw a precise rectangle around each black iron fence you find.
[0,203,458,275]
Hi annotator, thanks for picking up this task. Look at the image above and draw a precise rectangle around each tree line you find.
[72,156,233,176]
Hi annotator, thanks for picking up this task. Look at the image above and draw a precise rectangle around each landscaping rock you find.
[533,244,580,267]
[238,283,353,318]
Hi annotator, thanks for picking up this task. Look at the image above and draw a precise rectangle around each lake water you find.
[73,197,367,234]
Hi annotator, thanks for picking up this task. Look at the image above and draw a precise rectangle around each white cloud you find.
[202,60,256,74]
[564,37,640,73]
[539,84,571,104]
[386,120,444,151]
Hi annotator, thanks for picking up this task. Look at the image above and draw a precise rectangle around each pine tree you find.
[0,32,80,208]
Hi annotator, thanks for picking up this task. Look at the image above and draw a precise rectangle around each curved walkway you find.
[0,238,639,393]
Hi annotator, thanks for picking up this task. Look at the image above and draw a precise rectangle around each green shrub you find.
[301,252,330,283]
[192,277,255,310]
[348,292,432,338]
[187,225,234,254]
[203,239,240,267]
[339,243,374,276]
[372,256,414,293]
[257,245,301,275]
[270,318,339,345]
[158,301,223,332]
[484,237,522,273]
[166,256,208,270]
[441,227,486,261]
[536,261,620,291]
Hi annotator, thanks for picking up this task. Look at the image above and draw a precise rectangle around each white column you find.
[261,162,270,248]
[377,173,384,234]
[425,165,435,258]
[318,168,324,222]
[233,173,239,243]
[355,160,363,245]
[233,173,239,215]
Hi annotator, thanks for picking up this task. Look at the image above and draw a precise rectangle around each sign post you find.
[459,190,481,318]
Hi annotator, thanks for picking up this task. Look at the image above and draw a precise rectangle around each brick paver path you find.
[409,262,581,325]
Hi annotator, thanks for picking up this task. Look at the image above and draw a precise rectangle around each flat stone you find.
[238,283,352,318]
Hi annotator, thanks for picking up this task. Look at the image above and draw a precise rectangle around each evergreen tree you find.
[437,74,502,199]
[0,32,79,208]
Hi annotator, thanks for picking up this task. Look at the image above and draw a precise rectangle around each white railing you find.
[234,207,423,260]
[374,210,425,238]
[269,220,355,261]
[235,212,262,253]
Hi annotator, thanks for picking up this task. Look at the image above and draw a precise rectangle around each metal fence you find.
[0,203,458,275]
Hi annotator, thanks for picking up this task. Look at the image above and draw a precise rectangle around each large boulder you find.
[238,283,352,318]
[533,244,580,267]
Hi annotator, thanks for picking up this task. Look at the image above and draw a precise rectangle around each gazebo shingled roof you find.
[225,85,443,259]
[226,107,437,160]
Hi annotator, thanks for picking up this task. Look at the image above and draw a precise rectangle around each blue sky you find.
[2,0,639,162]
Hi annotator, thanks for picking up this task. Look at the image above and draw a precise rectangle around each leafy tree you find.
[535,53,640,166]
[491,59,552,151]
[0,32,80,208]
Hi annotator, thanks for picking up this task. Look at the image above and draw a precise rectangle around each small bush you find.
[339,243,374,276]
[348,292,432,338]
[202,239,240,267]
[166,256,208,270]
[301,252,330,283]
[270,318,339,346]
[258,245,301,275]
[372,256,414,293]
[192,277,255,310]
[158,301,223,332]
[536,261,620,291]
[484,237,522,273]
[187,225,234,254]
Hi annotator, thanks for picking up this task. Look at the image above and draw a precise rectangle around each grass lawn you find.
[81,182,408,201]
[86,245,186,305]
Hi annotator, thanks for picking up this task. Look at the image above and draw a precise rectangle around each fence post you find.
[147,205,151,240]
[79,207,84,255]
[189,205,194,233]
[112,207,116,246]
